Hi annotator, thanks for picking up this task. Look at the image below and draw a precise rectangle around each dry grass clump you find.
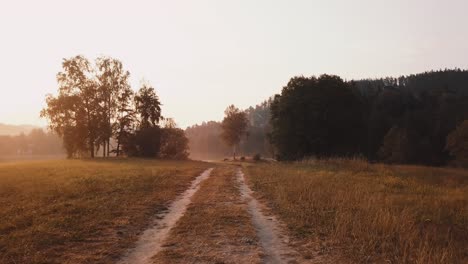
[300,156,373,172]
[245,160,468,263]
[0,159,209,264]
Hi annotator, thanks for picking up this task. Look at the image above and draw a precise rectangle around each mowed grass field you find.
[245,159,468,264]
[0,159,210,264]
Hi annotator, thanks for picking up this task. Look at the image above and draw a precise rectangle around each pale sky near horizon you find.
[1,0,467,128]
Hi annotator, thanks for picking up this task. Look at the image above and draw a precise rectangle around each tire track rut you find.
[118,168,213,264]
[237,168,302,264]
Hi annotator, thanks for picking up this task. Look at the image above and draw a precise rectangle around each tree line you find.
[188,69,468,166]
[271,70,468,165]
[0,129,63,156]
[41,55,189,159]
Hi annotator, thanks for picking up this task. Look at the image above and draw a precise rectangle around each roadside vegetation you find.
[0,159,210,264]
[245,159,468,263]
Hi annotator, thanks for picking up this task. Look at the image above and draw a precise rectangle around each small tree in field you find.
[221,105,248,160]
[129,83,163,157]
[134,83,162,128]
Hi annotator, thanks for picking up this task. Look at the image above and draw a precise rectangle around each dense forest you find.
[187,70,468,166]
[351,70,468,165]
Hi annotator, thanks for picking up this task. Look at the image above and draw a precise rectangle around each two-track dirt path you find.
[120,165,304,264]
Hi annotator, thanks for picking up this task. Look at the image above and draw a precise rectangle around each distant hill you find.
[0,123,40,136]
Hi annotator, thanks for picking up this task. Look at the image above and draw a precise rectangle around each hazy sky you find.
[1,0,467,128]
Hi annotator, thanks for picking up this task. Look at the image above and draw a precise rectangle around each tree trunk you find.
[90,140,94,158]
[116,128,123,157]
[233,145,236,160]
[85,99,94,158]
[108,97,111,158]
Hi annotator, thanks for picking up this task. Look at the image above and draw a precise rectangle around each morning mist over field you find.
[1,1,467,264]
[1,0,468,128]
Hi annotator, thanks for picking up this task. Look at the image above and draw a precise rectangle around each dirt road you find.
[119,165,304,264]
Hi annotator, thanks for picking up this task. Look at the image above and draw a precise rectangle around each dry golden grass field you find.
[0,159,210,264]
[1,158,467,264]
[245,159,468,263]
